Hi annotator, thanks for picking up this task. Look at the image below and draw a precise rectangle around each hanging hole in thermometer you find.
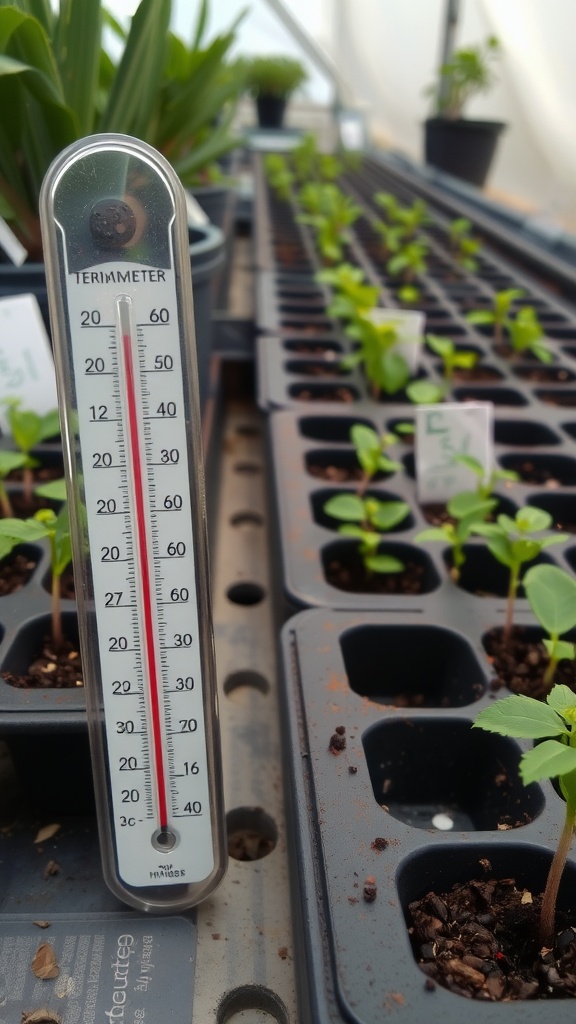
[39,134,226,913]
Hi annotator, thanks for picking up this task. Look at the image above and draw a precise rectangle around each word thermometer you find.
[40,135,226,912]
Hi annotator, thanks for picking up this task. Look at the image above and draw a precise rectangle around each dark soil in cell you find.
[5,493,58,518]
[451,365,504,383]
[290,385,357,403]
[410,874,576,1000]
[2,635,83,689]
[0,551,37,595]
[483,626,576,699]
[7,463,63,484]
[536,390,576,408]
[325,554,425,595]
[514,366,575,384]
[306,461,364,483]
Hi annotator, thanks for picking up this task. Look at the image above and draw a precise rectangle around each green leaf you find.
[0,534,18,561]
[369,500,409,532]
[426,334,452,358]
[380,350,410,394]
[52,503,71,577]
[547,685,576,714]
[474,694,567,738]
[338,523,365,538]
[447,491,494,520]
[516,506,552,533]
[364,553,404,574]
[35,477,67,502]
[544,638,575,663]
[466,310,494,325]
[520,740,576,786]
[524,564,576,636]
[350,423,380,455]
[414,526,451,543]
[406,379,444,404]
[0,516,49,542]
[0,450,27,478]
[323,493,365,523]
[453,454,483,477]
[54,0,101,136]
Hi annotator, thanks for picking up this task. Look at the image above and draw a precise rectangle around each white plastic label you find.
[185,190,209,227]
[0,294,58,433]
[415,402,493,503]
[0,214,28,265]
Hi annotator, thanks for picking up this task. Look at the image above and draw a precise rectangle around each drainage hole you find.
[227,806,278,862]
[226,582,265,605]
[233,460,261,474]
[230,510,264,528]
[217,985,288,1024]
[223,671,270,701]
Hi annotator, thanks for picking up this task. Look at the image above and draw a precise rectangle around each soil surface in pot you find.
[484,626,576,699]
[2,635,83,689]
[410,873,576,999]
[325,553,425,594]
[0,552,37,595]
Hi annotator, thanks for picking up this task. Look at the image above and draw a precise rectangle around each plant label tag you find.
[415,402,493,503]
[185,190,209,227]
[0,214,27,266]
[368,308,424,372]
[0,294,58,434]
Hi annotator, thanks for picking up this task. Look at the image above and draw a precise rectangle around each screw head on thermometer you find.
[39,134,227,912]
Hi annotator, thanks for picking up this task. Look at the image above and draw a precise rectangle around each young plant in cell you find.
[348,423,402,496]
[415,490,497,581]
[375,193,429,238]
[323,492,409,576]
[448,217,481,272]
[315,264,379,323]
[387,239,429,286]
[426,333,479,384]
[263,153,294,201]
[372,217,405,260]
[2,401,61,507]
[298,183,361,264]
[453,453,519,501]
[473,684,576,946]
[345,314,410,398]
[508,306,553,363]
[523,564,576,690]
[470,507,568,643]
[465,288,524,345]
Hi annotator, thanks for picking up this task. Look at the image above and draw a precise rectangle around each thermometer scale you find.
[40,134,226,912]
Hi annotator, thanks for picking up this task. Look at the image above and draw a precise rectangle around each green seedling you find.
[397,284,422,305]
[415,490,497,581]
[323,492,409,575]
[453,453,519,501]
[315,264,379,322]
[2,401,61,507]
[426,333,479,383]
[0,451,28,518]
[466,288,524,345]
[0,505,71,650]
[374,192,403,222]
[470,507,568,642]
[298,183,361,264]
[349,423,402,496]
[374,193,429,237]
[387,239,429,284]
[372,218,404,259]
[344,315,410,398]
[448,218,481,271]
[431,35,501,120]
[405,379,445,404]
[473,684,576,946]
[508,307,553,363]
[263,153,294,200]
[524,564,576,689]
[289,133,343,184]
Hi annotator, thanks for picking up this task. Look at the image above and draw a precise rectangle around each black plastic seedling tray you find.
[281,607,576,1023]
[267,406,576,613]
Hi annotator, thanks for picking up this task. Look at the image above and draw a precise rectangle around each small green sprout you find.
[0,450,28,517]
[508,307,553,363]
[471,507,568,642]
[349,423,402,496]
[524,564,576,689]
[426,333,479,383]
[298,183,361,264]
[263,153,294,200]
[0,504,71,649]
[415,490,497,581]
[405,379,445,405]
[372,218,404,259]
[453,453,519,501]
[466,288,524,345]
[344,315,410,398]
[374,193,429,237]
[448,218,481,271]
[323,493,409,575]
[315,264,379,322]
[2,400,61,507]
[387,239,429,284]
[474,684,576,946]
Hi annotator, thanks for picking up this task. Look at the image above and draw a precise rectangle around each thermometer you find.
[39,134,227,912]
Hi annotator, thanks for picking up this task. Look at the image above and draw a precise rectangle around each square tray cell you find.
[494,419,561,446]
[340,623,486,707]
[499,452,576,486]
[312,488,413,532]
[283,338,344,356]
[298,414,375,442]
[453,386,528,407]
[363,717,543,830]
[288,381,360,403]
[526,492,576,533]
[449,546,556,598]
[514,365,576,385]
[321,539,440,596]
[305,449,394,484]
[535,389,576,408]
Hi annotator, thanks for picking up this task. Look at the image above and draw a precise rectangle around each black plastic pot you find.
[256,95,287,128]
[191,183,234,229]
[424,118,506,187]
[281,607,576,1022]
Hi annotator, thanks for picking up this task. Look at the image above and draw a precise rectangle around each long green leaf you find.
[474,693,567,739]
[520,740,576,786]
[99,0,171,139]
[54,0,101,135]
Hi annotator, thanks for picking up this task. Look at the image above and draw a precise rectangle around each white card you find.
[0,215,28,266]
[415,402,494,504]
[368,308,425,372]
[185,190,209,228]
[0,294,58,435]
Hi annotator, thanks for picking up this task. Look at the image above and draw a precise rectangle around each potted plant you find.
[243,54,308,129]
[424,34,505,186]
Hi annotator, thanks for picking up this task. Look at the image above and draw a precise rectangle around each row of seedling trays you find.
[253,146,576,1019]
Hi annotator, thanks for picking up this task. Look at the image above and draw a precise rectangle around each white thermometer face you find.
[40,136,226,912]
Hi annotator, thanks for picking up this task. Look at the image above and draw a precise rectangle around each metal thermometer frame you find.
[39,133,227,912]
